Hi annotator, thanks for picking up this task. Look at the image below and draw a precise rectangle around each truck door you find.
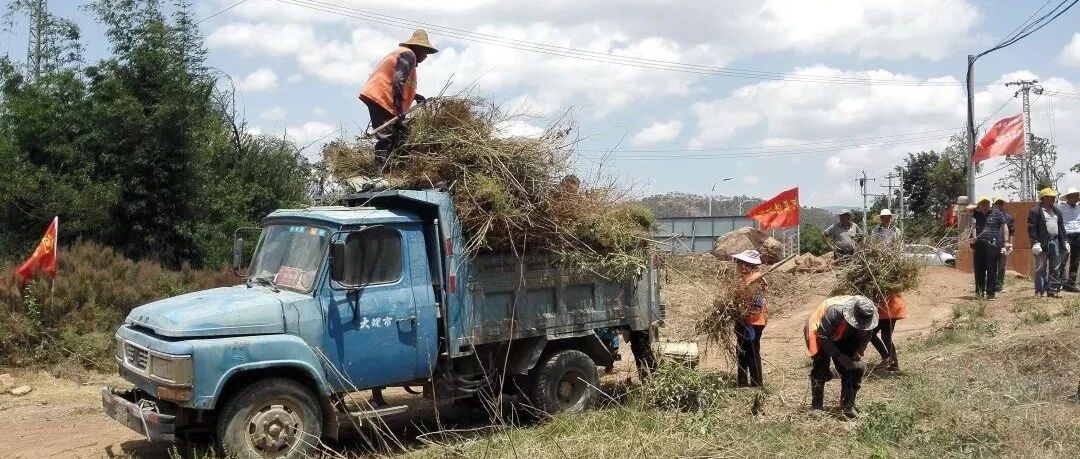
[325,225,421,389]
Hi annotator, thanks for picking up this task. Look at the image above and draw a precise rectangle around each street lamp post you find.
[708,177,734,217]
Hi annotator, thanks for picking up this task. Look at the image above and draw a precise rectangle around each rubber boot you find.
[887,352,900,372]
[810,380,826,415]
[841,385,859,419]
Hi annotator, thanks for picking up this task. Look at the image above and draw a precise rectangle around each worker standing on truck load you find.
[805,295,878,418]
[871,209,901,244]
[869,293,904,373]
[359,29,438,172]
[993,198,1015,293]
[823,209,861,262]
[1029,188,1069,297]
[732,250,767,387]
[970,197,1007,299]
[1056,188,1080,293]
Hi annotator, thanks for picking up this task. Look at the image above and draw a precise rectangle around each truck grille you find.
[124,343,149,370]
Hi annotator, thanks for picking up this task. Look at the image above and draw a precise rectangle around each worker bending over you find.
[805,295,878,418]
[359,29,438,172]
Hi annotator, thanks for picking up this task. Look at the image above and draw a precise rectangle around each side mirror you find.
[330,240,348,284]
[232,237,244,272]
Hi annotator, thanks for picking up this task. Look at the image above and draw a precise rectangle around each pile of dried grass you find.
[325,97,656,279]
[830,242,921,304]
[694,266,757,350]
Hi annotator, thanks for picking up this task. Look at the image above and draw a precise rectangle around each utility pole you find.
[966,54,977,202]
[25,0,48,82]
[898,169,905,233]
[881,171,900,210]
[858,171,875,230]
[1005,79,1043,200]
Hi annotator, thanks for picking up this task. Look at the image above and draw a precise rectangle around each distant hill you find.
[638,192,836,229]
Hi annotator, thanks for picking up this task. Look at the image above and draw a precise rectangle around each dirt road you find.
[0,266,1011,458]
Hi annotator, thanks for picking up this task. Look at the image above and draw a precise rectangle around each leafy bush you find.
[636,362,733,411]
[0,241,236,369]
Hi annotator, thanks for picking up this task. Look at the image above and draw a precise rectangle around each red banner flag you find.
[972,113,1024,164]
[16,217,58,286]
[746,187,799,230]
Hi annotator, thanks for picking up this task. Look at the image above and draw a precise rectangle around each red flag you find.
[746,187,799,230]
[972,113,1024,164]
[944,206,957,228]
[16,217,58,286]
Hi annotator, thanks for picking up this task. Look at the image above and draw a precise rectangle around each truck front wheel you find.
[527,349,599,415]
[217,378,322,459]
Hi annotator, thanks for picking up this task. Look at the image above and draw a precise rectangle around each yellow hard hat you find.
[1039,188,1058,198]
[992,196,1004,204]
[977,196,991,204]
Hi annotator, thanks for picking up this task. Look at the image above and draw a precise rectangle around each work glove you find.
[1005,243,1014,255]
[1032,243,1043,256]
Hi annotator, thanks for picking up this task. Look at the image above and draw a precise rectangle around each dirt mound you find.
[711,227,782,263]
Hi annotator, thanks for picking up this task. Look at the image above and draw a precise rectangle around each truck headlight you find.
[115,336,124,360]
[149,354,193,386]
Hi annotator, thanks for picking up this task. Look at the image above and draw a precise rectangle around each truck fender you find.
[518,331,616,374]
[208,360,332,409]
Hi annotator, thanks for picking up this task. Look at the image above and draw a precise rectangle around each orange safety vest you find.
[877,292,906,320]
[742,272,768,326]
[805,297,851,357]
[359,47,418,115]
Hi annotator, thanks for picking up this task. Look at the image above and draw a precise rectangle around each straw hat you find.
[732,249,763,265]
[1039,187,1058,198]
[400,29,438,54]
[841,295,879,331]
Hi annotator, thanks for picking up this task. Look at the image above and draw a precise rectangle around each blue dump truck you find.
[102,190,661,458]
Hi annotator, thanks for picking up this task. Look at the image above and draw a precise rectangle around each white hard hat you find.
[1066,187,1080,197]
[879,209,893,216]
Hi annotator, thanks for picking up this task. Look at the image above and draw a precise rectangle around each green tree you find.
[993,135,1064,195]
[799,223,829,255]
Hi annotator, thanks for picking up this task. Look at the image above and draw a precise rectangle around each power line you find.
[982,0,1079,56]
[195,0,250,25]
[275,0,994,87]
[578,128,960,154]
[580,133,952,160]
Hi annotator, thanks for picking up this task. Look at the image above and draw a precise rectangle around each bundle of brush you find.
[829,241,921,304]
[324,96,656,279]
[694,266,757,351]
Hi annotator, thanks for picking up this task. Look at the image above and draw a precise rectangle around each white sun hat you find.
[732,249,763,265]
[879,208,893,216]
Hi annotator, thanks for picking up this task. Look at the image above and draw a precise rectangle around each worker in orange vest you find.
[732,250,767,387]
[869,293,905,373]
[804,295,878,418]
[358,29,438,172]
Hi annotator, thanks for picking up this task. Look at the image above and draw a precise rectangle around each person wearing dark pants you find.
[870,293,905,373]
[805,295,878,418]
[993,198,1015,291]
[1029,188,1069,297]
[1057,188,1080,292]
[970,197,1008,299]
[732,250,768,387]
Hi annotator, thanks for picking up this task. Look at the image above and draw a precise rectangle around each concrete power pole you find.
[858,171,875,230]
[1005,79,1043,200]
[25,0,48,82]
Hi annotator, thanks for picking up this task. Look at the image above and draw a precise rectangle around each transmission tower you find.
[25,0,48,82]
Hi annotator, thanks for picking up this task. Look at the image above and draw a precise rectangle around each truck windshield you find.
[248,224,330,293]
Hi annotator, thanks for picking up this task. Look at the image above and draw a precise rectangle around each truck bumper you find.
[101,386,176,443]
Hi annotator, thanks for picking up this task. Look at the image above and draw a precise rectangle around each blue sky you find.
[5,0,1080,207]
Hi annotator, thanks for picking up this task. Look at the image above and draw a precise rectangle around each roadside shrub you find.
[636,362,733,411]
[0,241,236,369]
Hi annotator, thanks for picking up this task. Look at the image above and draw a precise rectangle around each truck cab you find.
[102,190,660,458]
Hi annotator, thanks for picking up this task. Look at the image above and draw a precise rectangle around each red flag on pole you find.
[972,113,1024,164]
[16,217,59,287]
[746,187,799,230]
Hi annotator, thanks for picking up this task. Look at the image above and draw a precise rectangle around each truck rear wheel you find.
[217,378,322,459]
[526,349,599,415]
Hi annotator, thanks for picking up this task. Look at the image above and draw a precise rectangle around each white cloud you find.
[630,121,682,146]
[285,121,339,149]
[313,107,328,116]
[689,67,1080,190]
[1059,33,1080,67]
[237,68,278,92]
[495,119,544,138]
[286,74,304,84]
[207,23,315,56]
[743,175,760,185]
[261,107,287,121]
